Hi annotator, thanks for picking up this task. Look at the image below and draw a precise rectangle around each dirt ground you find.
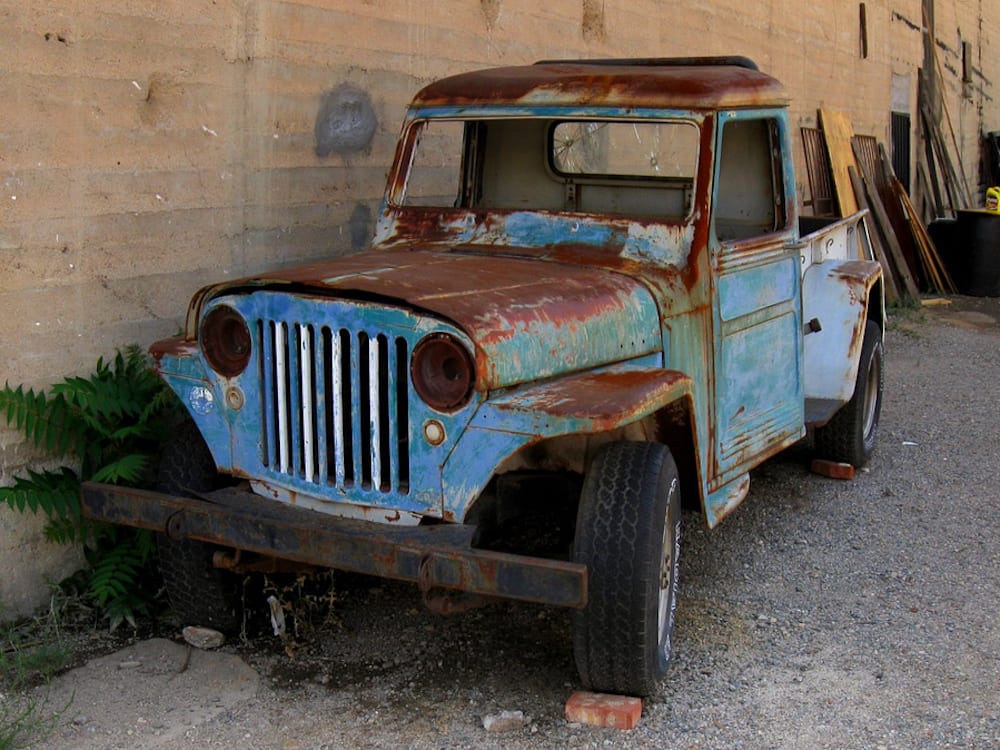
[18,297,1000,750]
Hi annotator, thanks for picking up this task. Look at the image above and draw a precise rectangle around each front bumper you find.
[80,482,587,609]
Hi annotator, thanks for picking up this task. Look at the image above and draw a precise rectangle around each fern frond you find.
[133,528,157,559]
[104,598,142,633]
[0,467,79,517]
[87,541,144,605]
[90,454,149,484]
[5,347,174,628]
[44,515,83,544]
[0,384,85,455]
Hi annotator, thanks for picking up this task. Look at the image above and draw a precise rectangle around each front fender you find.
[441,364,693,521]
[149,336,236,472]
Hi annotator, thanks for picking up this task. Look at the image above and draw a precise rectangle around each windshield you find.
[398,117,700,221]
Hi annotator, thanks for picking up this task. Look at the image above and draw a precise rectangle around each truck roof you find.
[411,58,789,112]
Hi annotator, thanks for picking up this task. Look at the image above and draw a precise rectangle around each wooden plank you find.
[924,6,973,206]
[917,160,943,220]
[894,178,957,294]
[819,108,859,217]
[917,73,947,217]
[921,102,962,214]
[852,135,883,191]
[874,143,920,281]
[854,159,921,301]
[849,166,900,305]
[892,168,946,293]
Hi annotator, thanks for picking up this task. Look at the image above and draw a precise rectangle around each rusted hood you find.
[194,248,663,389]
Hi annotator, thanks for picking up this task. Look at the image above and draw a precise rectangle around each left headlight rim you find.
[201,304,252,378]
[410,332,476,413]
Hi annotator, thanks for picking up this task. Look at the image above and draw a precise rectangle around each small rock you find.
[72,715,89,725]
[482,710,529,732]
[182,625,225,649]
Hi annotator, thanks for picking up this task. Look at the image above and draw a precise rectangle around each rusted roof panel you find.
[411,62,789,111]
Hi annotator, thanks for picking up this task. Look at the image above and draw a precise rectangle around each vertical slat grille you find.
[259,320,410,494]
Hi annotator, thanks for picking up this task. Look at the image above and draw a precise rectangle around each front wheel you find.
[572,441,681,697]
[815,320,884,467]
[156,419,242,632]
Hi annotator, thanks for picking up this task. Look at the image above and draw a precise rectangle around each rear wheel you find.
[815,321,884,467]
[572,441,681,697]
[156,419,242,632]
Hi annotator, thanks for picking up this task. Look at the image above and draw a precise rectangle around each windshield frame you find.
[385,106,707,221]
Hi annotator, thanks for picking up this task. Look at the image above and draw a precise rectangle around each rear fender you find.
[802,259,883,404]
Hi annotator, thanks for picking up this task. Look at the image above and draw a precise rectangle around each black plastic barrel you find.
[956,210,1000,297]
[929,218,965,291]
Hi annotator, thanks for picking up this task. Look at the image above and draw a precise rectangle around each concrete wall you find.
[1,0,996,618]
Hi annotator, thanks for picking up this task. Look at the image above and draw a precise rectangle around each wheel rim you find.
[656,492,679,654]
[861,348,881,438]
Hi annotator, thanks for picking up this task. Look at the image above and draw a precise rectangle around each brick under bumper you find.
[80,482,587,609]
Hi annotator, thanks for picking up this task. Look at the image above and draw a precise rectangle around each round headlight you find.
[201,306,252,377]
[411,334,474,412]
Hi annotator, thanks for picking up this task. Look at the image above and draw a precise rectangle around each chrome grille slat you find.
[275,322,290,474]
[299,325,315,484]
[287,324,303,477]
[258,318,409,495]
[351,332,365,487]
[330,329,347,486]
[368,336,382,490]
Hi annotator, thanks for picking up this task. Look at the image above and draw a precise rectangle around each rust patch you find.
[149,336,197,364]
[410,62,788,111]
[494,368,691,432]
[833,259,881,283]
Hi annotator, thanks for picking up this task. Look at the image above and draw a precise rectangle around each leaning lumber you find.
[820,109,860,217]
[848,166,900,305]
[854,160,921,302]
[893,178,957,294]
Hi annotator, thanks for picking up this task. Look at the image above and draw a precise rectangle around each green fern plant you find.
[0,347,180,630]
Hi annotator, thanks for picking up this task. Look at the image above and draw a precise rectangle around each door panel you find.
[710,113,804,484]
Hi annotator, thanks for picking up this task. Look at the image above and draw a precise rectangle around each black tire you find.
[815,320,884,467]
[572,441,681,697]
[156,419,242,632]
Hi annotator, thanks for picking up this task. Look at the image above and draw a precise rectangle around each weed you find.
[0,694,59,750]
[0,614,73,750]
[260,571,338,654]
[0,347,180,631]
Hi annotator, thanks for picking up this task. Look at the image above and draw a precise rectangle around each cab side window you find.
[715,118,787,241]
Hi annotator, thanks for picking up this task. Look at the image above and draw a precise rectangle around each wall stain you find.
[582,0,607,43]
[314,84,377,158]
[349,202,373,251]
[481,0,501,30]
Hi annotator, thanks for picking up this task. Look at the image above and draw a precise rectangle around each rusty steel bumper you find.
[80,482,587,609]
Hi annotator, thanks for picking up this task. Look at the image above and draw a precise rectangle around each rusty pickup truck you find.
[82,57,884,697]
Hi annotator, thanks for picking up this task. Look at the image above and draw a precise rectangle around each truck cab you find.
[83,57,884,697]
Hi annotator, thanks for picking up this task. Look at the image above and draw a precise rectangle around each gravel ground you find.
[29,298,1000,750]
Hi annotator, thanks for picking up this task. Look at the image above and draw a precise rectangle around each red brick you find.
[565,691,642,730]
[810,459,856,480]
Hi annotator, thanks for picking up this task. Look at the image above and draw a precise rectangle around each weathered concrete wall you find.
[1,0,996,618]
[931,0,1000,200]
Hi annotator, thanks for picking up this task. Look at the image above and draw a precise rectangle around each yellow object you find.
[986,187,1000,212]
